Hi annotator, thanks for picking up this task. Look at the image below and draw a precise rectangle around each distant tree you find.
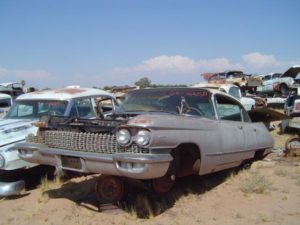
[103,86,116,91]
[135,77,151,88]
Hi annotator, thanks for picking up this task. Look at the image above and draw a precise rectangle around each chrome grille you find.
[26,131,149,154]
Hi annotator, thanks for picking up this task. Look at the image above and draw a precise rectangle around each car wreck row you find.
[205,65,300,97]
[16,87,274,203]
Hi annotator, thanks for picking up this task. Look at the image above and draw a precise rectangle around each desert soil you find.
[0,130,299,225]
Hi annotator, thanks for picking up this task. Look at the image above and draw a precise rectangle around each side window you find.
[272,73,281,79]
[15,104,34,117]
[96,97,116,113]
[215,95,251,122]
[70,98,95,118]
[264,75,271,81]
[0,99,11,107]
[208,75,218,81]
[228,87,241,99]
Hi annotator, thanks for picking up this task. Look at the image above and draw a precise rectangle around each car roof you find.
[0,93,12,99]
[16,88,114,101]
[129,87,236,99]
[192,83,239,90]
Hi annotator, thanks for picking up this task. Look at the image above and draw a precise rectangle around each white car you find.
[257,66,300,96]
[0,87,118,196]
[0,93,13,119]
[192,83,255,111]
[256,73,282,95]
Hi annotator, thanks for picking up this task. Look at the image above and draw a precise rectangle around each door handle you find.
[238,126,243,130]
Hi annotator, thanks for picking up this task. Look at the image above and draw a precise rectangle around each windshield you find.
[117,89,215,118]
[0,99,11,108]
[228,87,241,99]
[5,100,68,119]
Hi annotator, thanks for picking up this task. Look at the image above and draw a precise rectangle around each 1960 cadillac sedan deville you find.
[0,87,117,196]
[17,88,273,202]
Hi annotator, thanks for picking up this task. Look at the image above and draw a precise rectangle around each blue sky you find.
[0,0,299,88]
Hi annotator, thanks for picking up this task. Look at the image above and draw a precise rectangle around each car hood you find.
[0,118,38,148]
[125,113,217,131]
[248,108,289,123]
[281,66,300,79]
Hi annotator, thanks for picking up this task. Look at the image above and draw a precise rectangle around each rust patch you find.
[54,88,86,94]
[128,117,153,125]
[285,136,300,157]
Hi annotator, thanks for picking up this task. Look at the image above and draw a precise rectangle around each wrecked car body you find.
[0,82,24,99]
[0,93,13,119]
[281,91,300,132]
[18,88,274,202]
[256,73,282,96]
[207,71,262,90]
[258,66,300,96]
[0,87,117,196]
[192,83,256,111]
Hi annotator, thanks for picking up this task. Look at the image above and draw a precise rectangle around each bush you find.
[240,171,273,194]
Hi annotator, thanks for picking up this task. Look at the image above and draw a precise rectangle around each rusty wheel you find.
[285,135,300,156]
[95,176,124,203]
[151,176,174,193]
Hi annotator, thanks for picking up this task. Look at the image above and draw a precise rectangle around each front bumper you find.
[0,180,25,196]
[17,143,173,180]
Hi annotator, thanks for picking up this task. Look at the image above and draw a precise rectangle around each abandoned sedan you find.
[0,87,117,196]
[17,88,273,202]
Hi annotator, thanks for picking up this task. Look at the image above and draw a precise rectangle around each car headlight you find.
[116,129,131,146]
[0,154,5,168]
[135,130,151,147]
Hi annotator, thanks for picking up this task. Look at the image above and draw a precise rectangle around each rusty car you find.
[17,88,274,202]
[0,87,118,196]
[192,83,256,111]
[207,71,262,90]
[257,66,300,96]
[0,93,13,119]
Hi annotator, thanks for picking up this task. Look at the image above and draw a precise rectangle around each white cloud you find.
[134,55,197,73]
[0,66,53,87]
[113,55,243,75]
[242,52,280,69]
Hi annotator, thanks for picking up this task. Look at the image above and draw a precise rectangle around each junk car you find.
[256,73,282,96]
[281,91,300,133]
[0,87,117,196]
[0,93,13,119]
[17,88,274,202]
[207,71,262,90]
[192,83,256,111]
[0,82,24,99]
[257,66,300,96]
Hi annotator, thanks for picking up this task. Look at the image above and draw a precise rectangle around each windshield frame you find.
[5,99,69,119]
[116,88,215,119]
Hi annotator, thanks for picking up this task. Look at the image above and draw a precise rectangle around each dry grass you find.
[290,168,300,185]
[239,170,273,194]
[270,128,294,148]
[127,194,154,219]
[38,174,63,202]
[274,167,288,177]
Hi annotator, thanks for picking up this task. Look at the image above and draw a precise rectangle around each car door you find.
[214,94,255,169]
[262,75,273,92]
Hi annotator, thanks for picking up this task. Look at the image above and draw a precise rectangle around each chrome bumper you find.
[0,180,25,196]
[17,143,173,180]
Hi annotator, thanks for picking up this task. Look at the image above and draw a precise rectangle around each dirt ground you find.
[0,129,300,225]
